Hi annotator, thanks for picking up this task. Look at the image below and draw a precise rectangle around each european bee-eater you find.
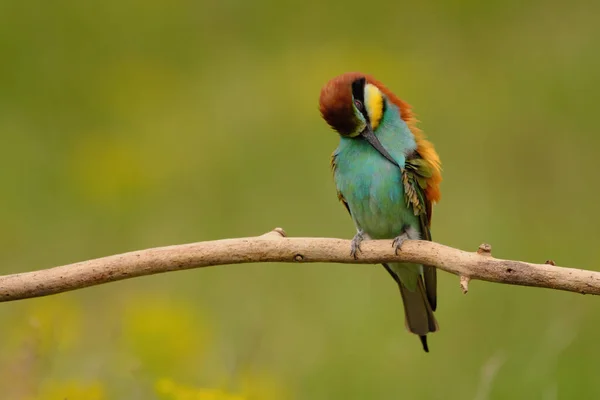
[319,72,442,352]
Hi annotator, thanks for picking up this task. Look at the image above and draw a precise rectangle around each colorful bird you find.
[319,72,442,352]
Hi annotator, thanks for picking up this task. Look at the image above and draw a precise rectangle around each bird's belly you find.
[339,167,418,240]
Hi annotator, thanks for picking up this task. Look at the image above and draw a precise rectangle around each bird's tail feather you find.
[398,277,438,352]
[382,263,438,352]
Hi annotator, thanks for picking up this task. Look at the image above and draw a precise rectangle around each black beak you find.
[360,124,400,168]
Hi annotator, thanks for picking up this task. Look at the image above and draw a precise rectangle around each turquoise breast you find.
[333,137,420,240]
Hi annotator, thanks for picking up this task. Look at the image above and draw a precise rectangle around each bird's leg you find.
[392,225,411,255]
[350,230,364,259]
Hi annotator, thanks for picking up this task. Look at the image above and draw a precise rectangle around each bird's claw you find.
[392,233,409,255]
[350,231,364,260]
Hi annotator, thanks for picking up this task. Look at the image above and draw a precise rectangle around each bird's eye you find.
[354,100,363,110]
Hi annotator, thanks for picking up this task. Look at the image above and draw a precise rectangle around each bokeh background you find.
[1,0,599,398]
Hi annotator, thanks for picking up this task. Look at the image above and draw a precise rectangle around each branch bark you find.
[0,227,598,302]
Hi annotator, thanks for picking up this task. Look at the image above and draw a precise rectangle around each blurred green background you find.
[1,0,599,398]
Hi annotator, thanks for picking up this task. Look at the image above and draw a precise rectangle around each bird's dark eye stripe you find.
[351,77,369,122]
[351,78,365,101]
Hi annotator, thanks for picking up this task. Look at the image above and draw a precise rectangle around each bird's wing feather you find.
[338,190,351,216]
[331,152,352,217]
[403,153,437,311]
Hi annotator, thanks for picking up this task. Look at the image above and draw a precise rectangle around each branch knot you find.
[477,243,492,256]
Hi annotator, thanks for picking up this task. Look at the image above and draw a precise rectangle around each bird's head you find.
[319,72,399,167]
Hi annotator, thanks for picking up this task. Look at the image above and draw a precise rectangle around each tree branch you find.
[0,227,598,302]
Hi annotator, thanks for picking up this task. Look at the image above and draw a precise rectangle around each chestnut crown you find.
[319,72,386,137]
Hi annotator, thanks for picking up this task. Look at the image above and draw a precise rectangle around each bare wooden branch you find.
[0,227,598,302]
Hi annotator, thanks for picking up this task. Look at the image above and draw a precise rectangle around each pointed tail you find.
[398,278,438,352]
[383,263,438,352]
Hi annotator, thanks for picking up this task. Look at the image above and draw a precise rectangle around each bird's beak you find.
[360,124,400,168]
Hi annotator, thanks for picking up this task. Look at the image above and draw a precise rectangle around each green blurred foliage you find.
[1,0,600,398]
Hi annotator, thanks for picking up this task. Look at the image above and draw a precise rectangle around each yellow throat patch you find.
[365,83,384,129]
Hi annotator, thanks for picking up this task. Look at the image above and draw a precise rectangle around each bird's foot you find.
[392,232,409,255]
[350,231,364,259]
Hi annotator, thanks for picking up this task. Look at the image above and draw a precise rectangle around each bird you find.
[319,72,442,352]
